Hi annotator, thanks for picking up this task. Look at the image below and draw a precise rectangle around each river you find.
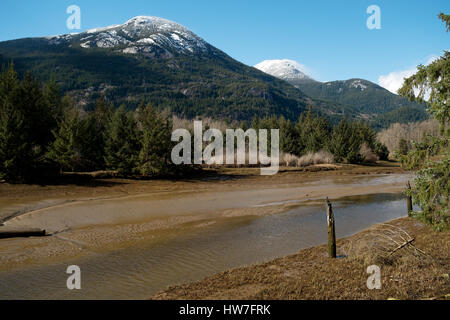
[0,189,409,299]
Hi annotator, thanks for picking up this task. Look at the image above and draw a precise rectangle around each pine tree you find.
[373,141,390,160]
[104,106,140,175]
[0,63,19,100]
[138,103,173,176]
[397,13,449,230]
[279,117,297,155]
[0,64,57,181]
[356,121,377,150]
[293,114,306,156]
[397,139,410,156]
[43,75,63,123]
[328,118,363,163]
[81,95,112,170]
[294,109,331,155]
[47,107,86,172]
[0,99,30,181]
[17,72,54,149]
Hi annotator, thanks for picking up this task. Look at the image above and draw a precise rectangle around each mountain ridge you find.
[45,16,214,58]
[255,59,427,126]
[0,16,360,123]
[254,59,313,82]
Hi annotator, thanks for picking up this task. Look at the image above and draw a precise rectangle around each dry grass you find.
[280,151,334,168]
[298,150,334,167]
[280,153,298,167]
[152,218,450,300]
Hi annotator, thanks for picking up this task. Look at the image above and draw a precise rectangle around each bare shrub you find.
[360,143,378,163]
[297,150,334,167]
[313,150,334,164]
[297,152,314,167]
[281,153,299,167]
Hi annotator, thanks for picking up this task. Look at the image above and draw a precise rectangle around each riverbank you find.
[152,217,450,300]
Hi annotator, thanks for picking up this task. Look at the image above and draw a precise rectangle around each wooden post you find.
[326,197,336,258]
[406,181,413,217]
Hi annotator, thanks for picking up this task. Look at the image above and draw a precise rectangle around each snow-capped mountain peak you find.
[254,59,313,81]
[46,16,211,57]
[124,16,189,32]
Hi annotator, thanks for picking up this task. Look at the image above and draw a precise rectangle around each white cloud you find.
[378,68,416,94]
[378,55,438,94]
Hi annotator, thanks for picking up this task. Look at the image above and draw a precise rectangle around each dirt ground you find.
[0,162,404,213]
[152,217,450,300]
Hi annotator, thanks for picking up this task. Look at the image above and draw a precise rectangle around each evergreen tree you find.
[104,106,140,175]
[0,63,19,100]
[0,99,30,181]
[397,13,449,230]
[0,64,57,181]
[373,141,390,161]
[309,116,331,153]
[43,75,63,123]
[81,96,112,170]
[397,139,410,156]
[47,107,87,172]
[138,104,173,176]
[17,72,54,150]
[356,121,377,150]
[279,117,297,155]
[82,114,106,171]
[328,118,363,163]
[295,109,331,155]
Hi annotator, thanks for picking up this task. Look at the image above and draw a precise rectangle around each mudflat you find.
[0,163,409,272]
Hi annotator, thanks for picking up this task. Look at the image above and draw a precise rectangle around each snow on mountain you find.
[46,16,211,57]
[349,79,368,91]
[254,59,313,81]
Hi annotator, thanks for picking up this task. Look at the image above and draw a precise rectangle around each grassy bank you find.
[152,217,450,300]
[0,161,404,201]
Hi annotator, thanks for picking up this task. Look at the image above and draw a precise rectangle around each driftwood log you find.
[0,227,46,239]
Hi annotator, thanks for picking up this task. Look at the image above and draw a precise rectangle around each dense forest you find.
[288,78,429,130]
[370,106,429,130]
[0,39,354,124]
[0,41,428,130]
[0,64,389,182]
[297,78,427,115]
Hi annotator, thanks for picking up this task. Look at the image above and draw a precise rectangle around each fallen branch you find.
[388,238,415,256]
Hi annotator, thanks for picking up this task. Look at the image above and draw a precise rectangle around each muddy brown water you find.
[0,192,409,300]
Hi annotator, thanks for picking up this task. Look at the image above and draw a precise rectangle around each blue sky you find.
[0,0,448,88]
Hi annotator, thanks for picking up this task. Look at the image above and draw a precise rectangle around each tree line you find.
[1,63,389,183]
[0,63,176,182]
[250,110,389,163]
